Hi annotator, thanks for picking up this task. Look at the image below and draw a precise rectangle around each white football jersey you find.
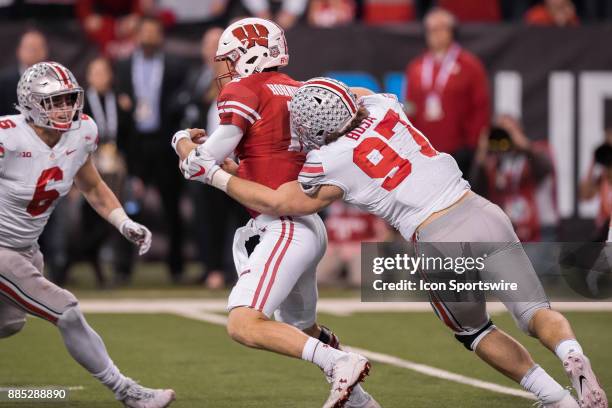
[0,114,98,248]
[298,94,469,240]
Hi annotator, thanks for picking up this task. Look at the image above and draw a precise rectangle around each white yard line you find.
[77,298,605,400]
[345,347,536,400]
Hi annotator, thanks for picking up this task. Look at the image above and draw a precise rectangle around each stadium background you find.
[0,1,611,407]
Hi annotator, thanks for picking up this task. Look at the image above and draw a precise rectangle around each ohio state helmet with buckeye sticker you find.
[16,61,84,131]
[289,77,359,151]
[215,18,289,82]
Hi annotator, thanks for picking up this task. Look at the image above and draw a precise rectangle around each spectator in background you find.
[362,0,415,24]
[178,28,223,130]
[244,0,309,29]
[405,7,490,176]
[580,130,612,241]
[525,0,580,26]
[76,0,142,59]
[0,29,48,115]
[177,27,249,289]
[470,115,555,242]
[437,0,501,21]
[116,16,187,283]
[67,57,135,287]
[317,202,391,287]
[307,0,355,27]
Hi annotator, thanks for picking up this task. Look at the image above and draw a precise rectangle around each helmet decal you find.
[231,24,269,49]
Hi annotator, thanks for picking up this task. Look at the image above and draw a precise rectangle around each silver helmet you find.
[289,77,358,151]
[16,61,84,131]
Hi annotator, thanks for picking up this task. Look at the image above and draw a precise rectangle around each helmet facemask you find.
[31,89,84,131]
[214,50,241,90]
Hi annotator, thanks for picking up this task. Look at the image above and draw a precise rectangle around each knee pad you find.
[318,325,340,349]
[455,320,496,351]
[516,302,551,336]
[0,318,26,338]
[56,304,83,329]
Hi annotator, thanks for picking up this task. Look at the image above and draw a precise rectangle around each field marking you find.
[75,298,578,401]
[168,308,536,401]
[345,347,535,400]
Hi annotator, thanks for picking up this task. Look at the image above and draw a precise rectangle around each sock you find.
[520,365,567,403]
[302,337,344,373]
[93,361,129,398]
[555,339,583,361]
[56,307,128,397]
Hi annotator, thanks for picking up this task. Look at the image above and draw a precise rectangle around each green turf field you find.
[1,308,611,408]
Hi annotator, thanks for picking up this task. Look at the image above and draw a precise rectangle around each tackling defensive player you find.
[0,62,174,408]
[185,77,608,408]
[172,19,376,408]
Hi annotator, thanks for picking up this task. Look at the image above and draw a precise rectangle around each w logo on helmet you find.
[232,24,269,49]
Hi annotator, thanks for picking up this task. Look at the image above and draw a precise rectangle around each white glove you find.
[119,219,152,256]
[180,146,220,184]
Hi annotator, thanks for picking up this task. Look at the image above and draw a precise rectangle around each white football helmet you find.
[215,17,288,83]
[289,77,359,151]
[16,61,84,131]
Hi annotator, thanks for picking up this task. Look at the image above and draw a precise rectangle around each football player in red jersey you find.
[171,18,377,408]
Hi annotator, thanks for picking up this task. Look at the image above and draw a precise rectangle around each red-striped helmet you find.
[16,61,84,131]
[289,77,358,151]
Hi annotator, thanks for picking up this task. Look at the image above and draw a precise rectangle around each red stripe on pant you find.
[431,300,461,332]
[258,217,295,311]
[250,218,287,309]
[0,281,58,324]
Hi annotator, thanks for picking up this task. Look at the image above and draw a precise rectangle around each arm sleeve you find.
[83,115,99,154]
[297,151,326,196]
[465,57,491,149]
[216,81,261,133]
[297,150,347,198]
[201,124,244,163]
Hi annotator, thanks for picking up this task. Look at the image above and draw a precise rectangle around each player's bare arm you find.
[74,156,152,255]
[74,155,122,217]
[350,87,374,98]
[226,178,343,216]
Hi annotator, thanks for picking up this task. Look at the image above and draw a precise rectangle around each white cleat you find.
[119,379,175,408]
[322,352,371,408]
[345,384,381,408]
[563,353,608,408]
[539,392,580,408]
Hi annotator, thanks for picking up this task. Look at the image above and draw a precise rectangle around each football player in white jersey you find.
[185,78,607,408]
[0,62,174,408]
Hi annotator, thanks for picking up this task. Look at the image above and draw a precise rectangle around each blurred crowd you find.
[0,0,610,290]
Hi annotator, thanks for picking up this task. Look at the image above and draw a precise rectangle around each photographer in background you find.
[470,114,556,242]
[580,132,612,242]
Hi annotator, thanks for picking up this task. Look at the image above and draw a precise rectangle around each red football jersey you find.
[217,71,305,216]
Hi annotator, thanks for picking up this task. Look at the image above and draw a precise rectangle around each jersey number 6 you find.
[27,167,63,217]
[352,109,437,191]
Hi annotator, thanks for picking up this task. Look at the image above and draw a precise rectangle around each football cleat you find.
[345,385,381,408]
[537,392,580,408]
[563,353,608,408]
[118,378,175,408]
[322,352,371,408]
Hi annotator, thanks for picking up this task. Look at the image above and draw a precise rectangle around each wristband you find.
[108,208,129,231]
[210,168,232,192]
[171,130,191,154]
